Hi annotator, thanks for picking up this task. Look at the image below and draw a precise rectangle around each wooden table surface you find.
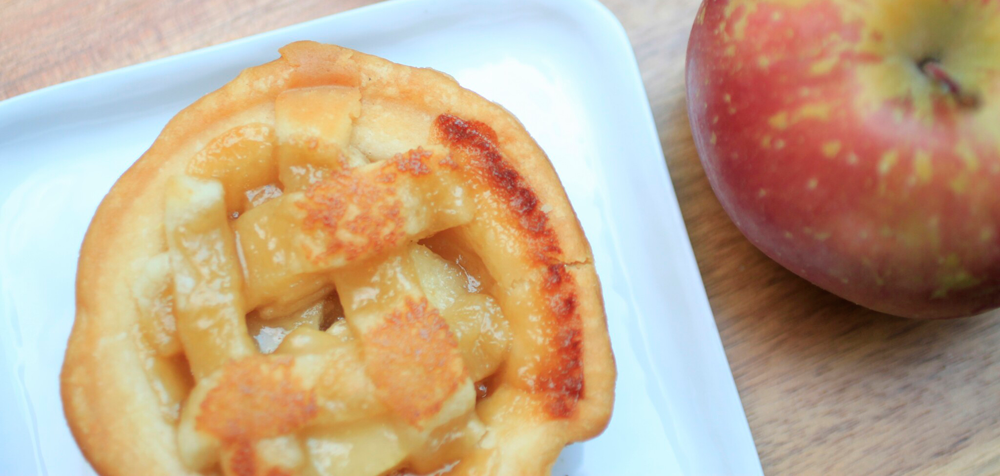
[3,0,998,474]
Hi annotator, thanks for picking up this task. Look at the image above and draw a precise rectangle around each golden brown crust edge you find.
[61,41,615,475]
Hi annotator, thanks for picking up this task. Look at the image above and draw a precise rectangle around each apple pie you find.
[61,41,615,476]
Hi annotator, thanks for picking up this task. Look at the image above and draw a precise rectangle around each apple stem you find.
[919,59,979,108]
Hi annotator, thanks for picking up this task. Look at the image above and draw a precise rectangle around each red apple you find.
[686,0,1000,318]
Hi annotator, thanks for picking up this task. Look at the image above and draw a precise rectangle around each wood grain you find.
[2,0,997,474]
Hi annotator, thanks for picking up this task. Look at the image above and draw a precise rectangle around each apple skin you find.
[686,0,1000,318]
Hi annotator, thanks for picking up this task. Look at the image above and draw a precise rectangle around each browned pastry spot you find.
[197,356,317,441]
[364,297,466,426]
[434,114,584,417]
[299,171,406,264]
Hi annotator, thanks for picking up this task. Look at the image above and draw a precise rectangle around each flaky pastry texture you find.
[62,41,615,476]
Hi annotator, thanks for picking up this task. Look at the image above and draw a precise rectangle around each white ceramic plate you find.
[0,0,762,474]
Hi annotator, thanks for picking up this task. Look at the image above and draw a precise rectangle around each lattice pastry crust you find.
[62,42,615,476]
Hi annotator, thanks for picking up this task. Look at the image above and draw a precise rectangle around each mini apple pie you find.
[62,41,615,476]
